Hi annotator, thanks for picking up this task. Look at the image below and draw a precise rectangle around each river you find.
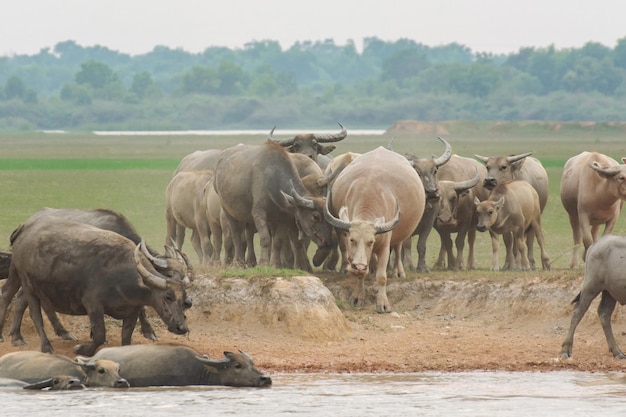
[2,371,625,416]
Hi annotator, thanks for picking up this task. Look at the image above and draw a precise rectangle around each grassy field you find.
[1,124,626,272]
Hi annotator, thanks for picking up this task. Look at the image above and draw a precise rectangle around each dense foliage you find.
[1,37,626,130]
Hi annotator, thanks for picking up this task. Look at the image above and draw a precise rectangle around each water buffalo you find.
[474,180,550,271]
[0,207,192,346]
[560,152,626,268]
[165,170,215,265]
[90,344,272,387]
[214,142,334,269]
[433,155,489,270]
[174,148,223,175]
[0,350,129,388]
[324,147,425,313]
[474,152,549,269]
[268,122,347,168]
[0,375,85,390]
[560,234,626,359]
[401,137,452,272]
[8,216,190,356]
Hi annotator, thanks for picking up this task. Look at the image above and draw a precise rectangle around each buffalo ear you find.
[474,196,481,206]
[318,144,336,155]
[338,206,349,222]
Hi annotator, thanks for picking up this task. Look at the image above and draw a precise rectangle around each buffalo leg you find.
[401,237,416,272]
[597,291,626,359]
[138,307,157,341]
[23,288,54,353]
[9,290,76,346]
[454,230,468,270]
[121,309,140,346]
[374,244,393,313]
[349,274,366,308]
[0,265,21,342]
[74,307,106,357]
[466,229,477,270]
[560,289,601,359]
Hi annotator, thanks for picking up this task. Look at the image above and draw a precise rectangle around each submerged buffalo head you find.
[195,350,272,387]
[73,357,130,388]
[22,375,86,391]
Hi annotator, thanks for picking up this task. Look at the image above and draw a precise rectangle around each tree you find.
[4,76,25,99]
[217,61,247,95]
[75,60,118,89]
[381,48,430,86]
[60,82,93,105]
[180,66,219,94]
[131,71,161,99]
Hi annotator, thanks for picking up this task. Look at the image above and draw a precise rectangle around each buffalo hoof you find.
[376,304,392,314]
[348,296,364,308]
[143,332,158,341]
[614,352,626,359]
[11,338,26,347]
[60,332,78,341]
[73,344,96,357]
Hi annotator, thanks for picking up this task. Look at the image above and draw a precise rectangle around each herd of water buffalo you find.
[1,124,626,389]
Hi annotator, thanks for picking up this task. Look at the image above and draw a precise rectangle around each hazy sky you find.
[3,0,625,56]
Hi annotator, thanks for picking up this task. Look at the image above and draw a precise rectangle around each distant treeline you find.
[1,37,626,130]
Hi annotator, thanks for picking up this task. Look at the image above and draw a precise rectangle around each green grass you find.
[1,124,626,272]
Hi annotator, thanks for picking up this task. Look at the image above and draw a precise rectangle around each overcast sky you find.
[2,0,625,57]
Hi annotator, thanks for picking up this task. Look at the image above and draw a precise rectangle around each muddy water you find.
[2,371,625,416]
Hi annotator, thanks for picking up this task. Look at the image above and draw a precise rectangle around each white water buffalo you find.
[8,216,190,356]
[475,152,549,268]
[0,208,192,347]
[324,147,425,313]
[268,122,347,168]
[560,152,626,268]
[560,234,626,359]
[90,344,272,387]
[0,351,129,388]
[475,180,550,271]
[165,170,215,265]
[401,137,452,272]
[214,142,334,269]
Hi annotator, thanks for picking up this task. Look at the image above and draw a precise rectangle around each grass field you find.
[1,124,626,272]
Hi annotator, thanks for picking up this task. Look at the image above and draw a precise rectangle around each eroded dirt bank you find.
[2,271,626,374]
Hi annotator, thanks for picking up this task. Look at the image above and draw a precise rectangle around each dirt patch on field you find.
[2,271,626,375]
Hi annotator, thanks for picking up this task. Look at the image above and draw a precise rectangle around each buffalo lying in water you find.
[0,350,129,388]
[89,344,272,387]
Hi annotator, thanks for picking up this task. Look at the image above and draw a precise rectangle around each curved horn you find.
[281,180,315,209]
[268,126,295,147]
[140,239,168,269]
[374,199,401,234]
[266,125,276,141]
[313,122,347,143]
[134,243,168,290]
[506,152,533,163]
[22,378,54,390]
[474,154,489,163]
[432,137,452,167]
[323,190,351,231]
[195,354,229,367]
[386,136,396,151]
[454,169,481,192]
[589,162,623,177]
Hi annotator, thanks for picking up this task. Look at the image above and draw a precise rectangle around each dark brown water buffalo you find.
[8,216,190,356]
[401,137,452,272]
[214,142,334,269]
[165,170,215,265]
[474,180,550,271]
[560,234,626,359]
[268,122,347,168]
[324,147,425,313]
[0,207,192,346]
[0,350,129,388]
[90,344,272,387]
[433,155,489,270]
[560,152,626,268]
